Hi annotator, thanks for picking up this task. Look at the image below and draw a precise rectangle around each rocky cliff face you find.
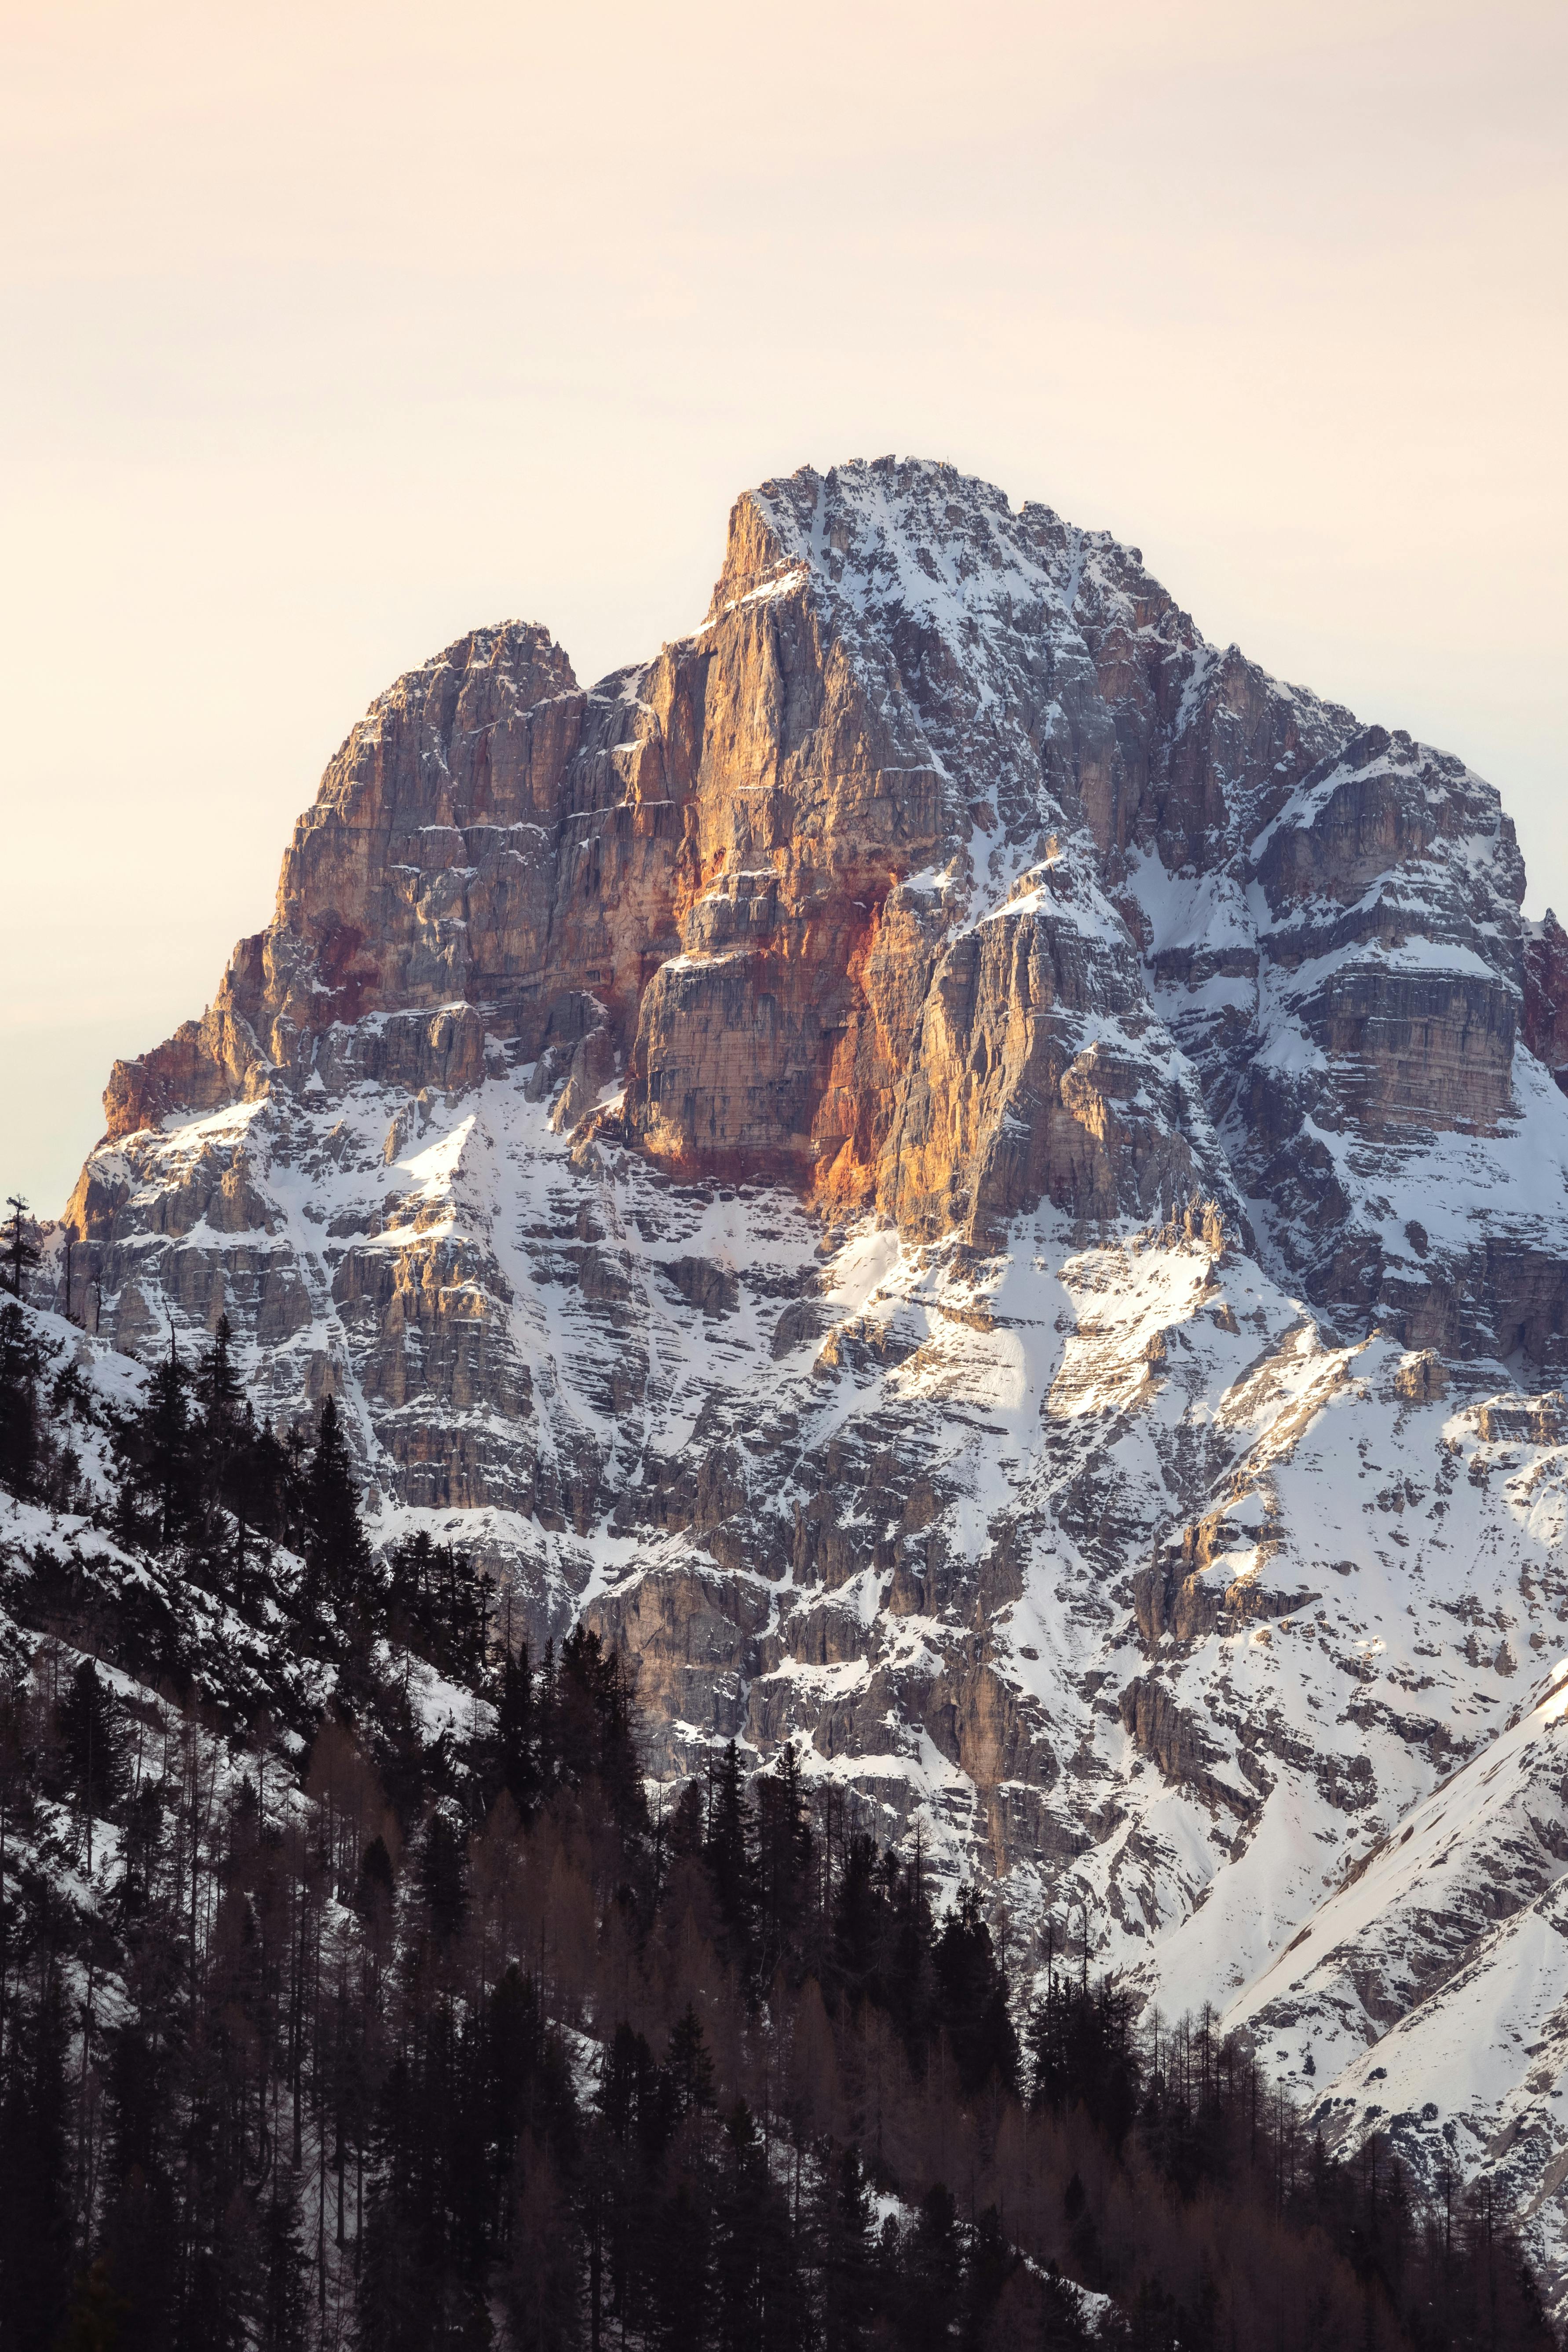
[44,457,1568,2301]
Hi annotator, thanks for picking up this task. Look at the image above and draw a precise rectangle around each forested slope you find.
[0,1289,1555,2352]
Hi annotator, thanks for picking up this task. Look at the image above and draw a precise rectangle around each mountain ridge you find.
[28,454,1568,2301]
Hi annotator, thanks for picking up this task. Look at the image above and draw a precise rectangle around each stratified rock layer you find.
[45,457,1568,2305]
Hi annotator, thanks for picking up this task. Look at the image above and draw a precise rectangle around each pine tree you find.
[754,1740,812,1981]
[704,1742,757,1972]
[599,2021,662,2152]
[559,1626,644,1832]
[933,1885,1018,2096]
[879,1846,937,2064]
[56,1657,125,1873]
[667,2003,716,2121]
[1,1197,40,1302]
[507,2138,582,2352]
[0,1302,44,1499]
[149,1333,194,1549]
[200,1310,244,1416]
[259,2169,309,2352]
[227,1410,292,1568]
[299,1395,372,1621]
[961,2206,1015,2350]
[711,2103,784,2352]
[830,1831,881,1998]
[391,1532,494,1680]
[418,1811,468,1941]
[115,1328,197,1551]
[668,1776,704,1859]
[646,2179,711,2352]
[820,2142,876,2352]
[0,1977,73,2351]
[493,1641,540,1816]
[1028,1971,1140,2151]
[898,2184,964,2352]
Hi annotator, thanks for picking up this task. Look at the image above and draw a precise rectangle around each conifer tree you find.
[704,1742,757,1971]
[390,1531,493,1680]
[56,1657,124,1873]
[418,1811,468,1941]
[259,2169,310,2352]
[899,2183,964,2352]
[2,1196,40,1302]
[116,1328,197,1551]
[667,2003,716,2121]
[227,1410,292,1565]
[559,1626,644,1832]
[57,2254,129,2352]
[200,1310,244,1417]
[820,2141,877,2352]
[1028,1970,1140,2150]
[299,1395,372,1621]
[646,2179,711,2352]
[668,1775,704,1859]
[494,1640,540,1816]
[933,1884,1018,2096]
[0,1977,73,2351]
[754,1740,812,1982]
[961,2206,1016,2349]
[711,2101,799,2352]
[0,1301,44,1499]
[880,1845,937,2063]
[506,2140,581,2352]
[830,1830,881,1998]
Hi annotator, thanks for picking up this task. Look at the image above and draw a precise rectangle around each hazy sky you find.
[3,0,1564,1219]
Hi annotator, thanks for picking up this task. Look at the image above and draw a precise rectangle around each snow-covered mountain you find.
[32,457,1568,2296]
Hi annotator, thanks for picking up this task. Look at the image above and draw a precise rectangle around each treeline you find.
[0,1289,1559,2352]
[1,1298,361,1597]
[1,1300,489,1714]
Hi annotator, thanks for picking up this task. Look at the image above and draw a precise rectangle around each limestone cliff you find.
[41,457,1568,2304]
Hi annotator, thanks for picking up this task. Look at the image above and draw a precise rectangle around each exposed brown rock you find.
[1394,1350,1449,1405]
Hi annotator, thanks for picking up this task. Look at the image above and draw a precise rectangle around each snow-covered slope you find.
[34,456,1568,2300]
[1228,1650,1568,2253]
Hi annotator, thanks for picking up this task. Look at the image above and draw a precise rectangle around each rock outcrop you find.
[1524,909,1568,1095]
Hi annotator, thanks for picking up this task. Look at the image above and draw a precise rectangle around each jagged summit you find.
[29,459,1568,2302]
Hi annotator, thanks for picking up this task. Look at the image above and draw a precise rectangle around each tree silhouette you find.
[300,1395,372,1621]
[2,1197,40,1302]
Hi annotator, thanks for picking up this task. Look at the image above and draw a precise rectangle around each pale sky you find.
[2,0,1564,1219]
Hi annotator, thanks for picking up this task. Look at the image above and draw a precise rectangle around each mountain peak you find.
[35,463,1568,2301]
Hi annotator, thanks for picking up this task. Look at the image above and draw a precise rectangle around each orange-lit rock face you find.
[91,457,1556,1364]
[622,581,950,1197]
[616,466,1249,1227]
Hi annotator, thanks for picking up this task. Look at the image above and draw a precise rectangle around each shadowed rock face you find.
[45,457,1568,2304]
[1524,909,1568,1094]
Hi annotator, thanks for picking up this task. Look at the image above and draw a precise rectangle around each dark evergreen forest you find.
[0,1286,1556,2352]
